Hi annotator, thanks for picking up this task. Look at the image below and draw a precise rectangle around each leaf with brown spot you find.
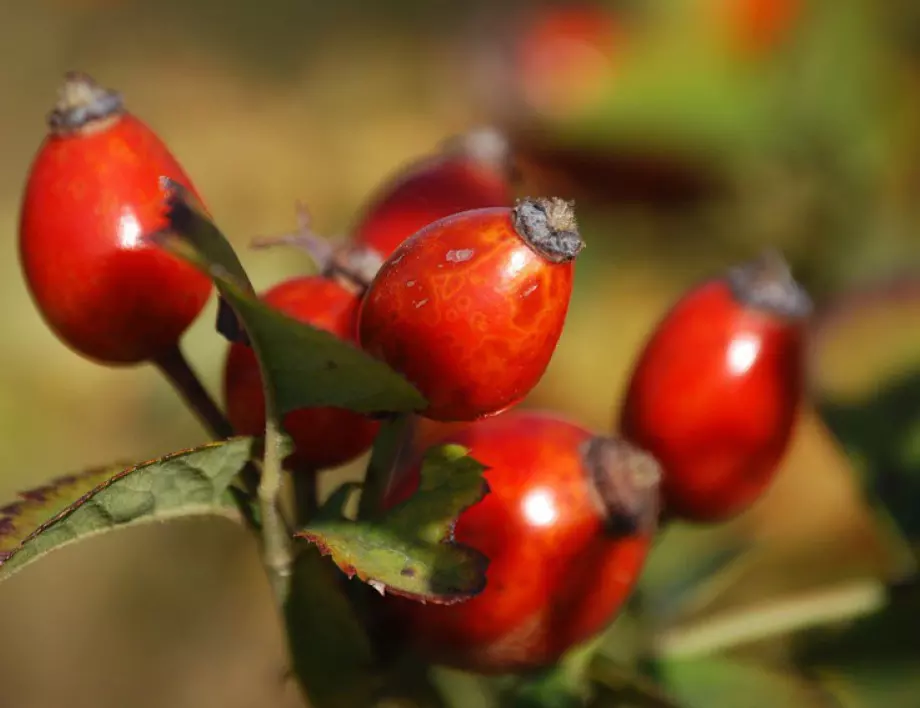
[0,438,255,582]
[295,444,490,603]
[0,463,127,561]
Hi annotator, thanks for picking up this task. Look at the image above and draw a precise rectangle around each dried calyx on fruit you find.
[512,196,584,263]
[582,436,660,537]
[346,124,516,266]
[725,248,813,318]
[437,125,516,179]
[47,71,125,134]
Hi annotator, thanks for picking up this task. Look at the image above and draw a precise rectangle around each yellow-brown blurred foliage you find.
[1,1,917,706]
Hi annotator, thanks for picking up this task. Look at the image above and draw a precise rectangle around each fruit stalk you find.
[260,415,293,604]
[152,344,234,440]
[357,414,414,521]
[292,465,319,526]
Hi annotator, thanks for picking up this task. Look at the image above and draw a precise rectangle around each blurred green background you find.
[2,0,920,706]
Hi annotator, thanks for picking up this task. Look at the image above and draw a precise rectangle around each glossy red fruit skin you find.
[224,276,381,471]
[382,410,657,674]
[19,76,212,365]
[619,264,809,523]
[351,138,514,263]
[357,199,582,422]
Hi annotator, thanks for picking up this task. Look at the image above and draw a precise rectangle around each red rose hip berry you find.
[383,410,660,673]
[19,72,212,364]
[223,276,381,471]
[358,197,584,422]
[618,251,812,523]
[351,127,515,262]
[327,128,517,291]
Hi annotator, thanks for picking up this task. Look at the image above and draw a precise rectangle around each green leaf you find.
[295,444,490,603]
[506,610,656,707]
[559,49,773,160]
[504,636,606,708]
[588,655,683,708]
[544,0,882,168]
[429,667,498,708]
[820,668,920,708]
[0,438,255,582]
[154,177,254,290]
[316,482,363,522]
[371,653,453,708]
[818,381,920,542]
[509,683,583,708]
[358,414,414,521]
[0,462,129,558]
[794,583,920,708]
[655,656,825,708]
[637,523,752,628]
[284,546,382,708]
[810,273,920,550]
[150,182,427,417]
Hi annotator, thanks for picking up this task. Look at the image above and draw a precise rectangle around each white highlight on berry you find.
[726,333,760,376]
[522,488,558,527]
[117,209,142,249]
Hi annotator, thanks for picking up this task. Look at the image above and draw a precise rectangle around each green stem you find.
[260,416,293,604]
[237,462,262,508]
[154,345,262,529]
[152,344,234,440]
[292,466,319,527]
[650,578,887,659]
[357,414,414,521]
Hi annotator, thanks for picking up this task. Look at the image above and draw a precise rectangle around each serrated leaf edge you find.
[295,461,490,605]
[0,440,250,583]
[296,527,489,606]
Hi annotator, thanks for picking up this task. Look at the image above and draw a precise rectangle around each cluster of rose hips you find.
[18,73,812,675]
